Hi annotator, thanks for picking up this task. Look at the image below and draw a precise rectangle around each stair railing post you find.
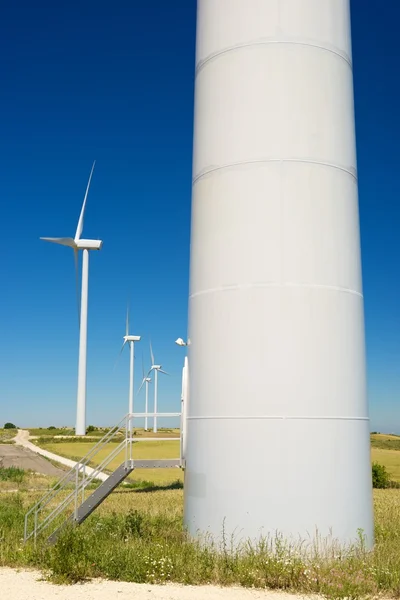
[34,509,38,546]
[82,464,86,504]
[74,464,79,520]
[24,512,28,543]
[125,416,128,470]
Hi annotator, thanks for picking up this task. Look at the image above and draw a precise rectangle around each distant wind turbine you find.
[148,342,168,433]
[118,305,141,432]
[40,161,102,436]
[137,356,151,431]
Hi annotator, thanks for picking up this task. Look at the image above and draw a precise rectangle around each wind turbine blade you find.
[141,351,145,380]
[40,237,76,248]
[126,303,130,337]
[75,161,96,243]
[150,340,154,366]
[137,377,146,394]
[74,248,81,329]
[159,369,169,375]
[113,340,127,372]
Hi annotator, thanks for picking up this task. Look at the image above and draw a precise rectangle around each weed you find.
[0,488,400,598]
[0,467,25,483]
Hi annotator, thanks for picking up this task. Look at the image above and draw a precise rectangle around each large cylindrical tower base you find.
[184,0,373,549]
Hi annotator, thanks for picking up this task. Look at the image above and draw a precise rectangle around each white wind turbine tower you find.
[41,161,102,436]
[137,358,151,431]
[148,342,168,433]
[118,306,141,431]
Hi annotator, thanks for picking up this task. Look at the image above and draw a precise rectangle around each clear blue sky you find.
[0,1,399,432]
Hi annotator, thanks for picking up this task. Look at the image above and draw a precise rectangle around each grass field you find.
[1,430,400,596]
[0,429,16,444]
[1,486,400,597]
[371,433,400,452]
[370,434,400,482]
[0,469,58,492]
[28,428,105,437]
[28,427,180,437]
[371,448,400,482]
[39,440,183,485]
[35,434,400,486]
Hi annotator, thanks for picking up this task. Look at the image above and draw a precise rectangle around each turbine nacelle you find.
[151,364,162,371]
[76,239,103,250]
[124,335,141,343]
[40,237,102,251]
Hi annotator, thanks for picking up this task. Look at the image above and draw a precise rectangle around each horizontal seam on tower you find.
[196,40,352,75]
[190,282,363,300]
[193,159,357,185]
[187,416,369,422]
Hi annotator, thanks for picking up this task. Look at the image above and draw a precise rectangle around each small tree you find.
[86,425,97,433]
[47,426,56,430]
[372,462,390,489]
[3,423,16,430]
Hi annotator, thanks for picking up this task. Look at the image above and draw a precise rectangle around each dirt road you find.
[0,443,64,476]
[0,568,309,600]
[13,430,109,481]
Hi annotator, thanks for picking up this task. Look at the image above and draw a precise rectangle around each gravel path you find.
[14,430,109,482]
[0,568,310,600]
[0,443,64,477]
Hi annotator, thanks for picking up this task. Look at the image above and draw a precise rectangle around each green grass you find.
[1,488,400,597]
[28,428,76,436]
[0,471,59,492]
[0,428,17,444]
[36,440,183,485]
[28,428,108,437]
[36,436,400,487]
[371,448,400,482]
[28,427,180,439]
[371,433,400,452]
[0,467,25,483]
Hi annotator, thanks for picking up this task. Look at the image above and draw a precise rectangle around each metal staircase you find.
[24,411,182,544]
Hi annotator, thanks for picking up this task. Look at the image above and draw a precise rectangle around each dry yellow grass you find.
[372,433,400,441]
[2,482,400,597]
[97,487,183,517]
[371,447,400,481]
[42,440,183,484]
[0,472,58,492]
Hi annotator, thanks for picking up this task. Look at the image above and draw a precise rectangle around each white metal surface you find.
[181,356,188,463]
[41,162,102,436]
[76,248,89,436]
[128,341,135,431]
[184,0,374,548]
[154,368,159,433]
[145,379,149,431]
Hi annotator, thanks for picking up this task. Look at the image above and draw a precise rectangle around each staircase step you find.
[48,462,134,544]
[133,459,181,468]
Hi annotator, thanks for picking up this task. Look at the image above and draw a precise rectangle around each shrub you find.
[47,426,56,430]
[3,423,16,429]
[372,462,390,489]
[0,467,25,483]
[86,425,97,433]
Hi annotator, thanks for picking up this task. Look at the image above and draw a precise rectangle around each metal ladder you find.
[24,410,182,544]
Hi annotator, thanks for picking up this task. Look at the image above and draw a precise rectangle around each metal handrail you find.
[25,415,129,521]
[24,417,130,542]
[25,438,128,542]
[24,409,183,543]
